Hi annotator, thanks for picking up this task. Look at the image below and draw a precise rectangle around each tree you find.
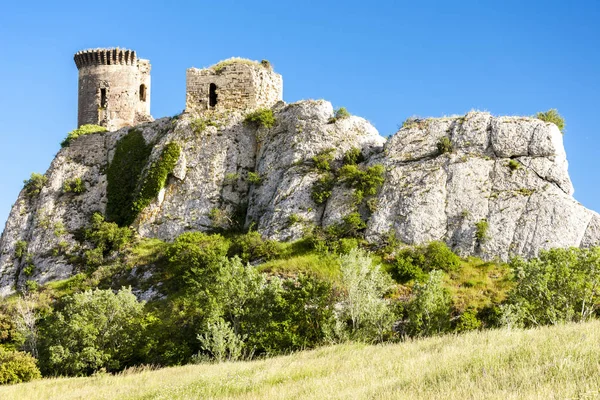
[335,248,395,342]
[503,248,600,327]
[404,270,452,337]
[40,287,147,376]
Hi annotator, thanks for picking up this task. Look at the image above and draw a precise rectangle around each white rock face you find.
[0,108,598,296]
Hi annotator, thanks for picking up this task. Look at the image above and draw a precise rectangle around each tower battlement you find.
[74,48,139,68]
[74,47,152,131]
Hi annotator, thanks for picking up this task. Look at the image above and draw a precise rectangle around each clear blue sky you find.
[1,0,599,229]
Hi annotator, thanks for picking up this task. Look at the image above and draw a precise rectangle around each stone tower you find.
[74,48,152,131]
[185,58,283,115]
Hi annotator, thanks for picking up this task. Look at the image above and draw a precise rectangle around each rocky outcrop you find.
[0,106,598,296]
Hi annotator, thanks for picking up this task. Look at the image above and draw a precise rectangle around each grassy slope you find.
[3,321,600,400]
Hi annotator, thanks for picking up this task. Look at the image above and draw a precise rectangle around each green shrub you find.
[343,147,364,165]
[0,348,41,384]
[404,270,452,337]
[14,240,28,260]
[244,108,276,128]
[329,107,351,123]
[475,219,489,243]
[197,318,245,363]
[311,173,335,205]
[312,148,335,172]
[502,248,600,327]
[132,142,181,214]
[62,177,86,194]
[288,214,302,225]
[338,164,385,197]
[507,159,521,172]
[437,137,453,154]
[228,231,283,263]
[106,129,152,226]
[39,287,147,376]
[61,124,107,148]
[165,232,230,286]
[454,308,482,333]
[23,173,47,198]
[394,242,461,283]
[536,109,565,134]
[191,117,218,134]
[247,171,262,185]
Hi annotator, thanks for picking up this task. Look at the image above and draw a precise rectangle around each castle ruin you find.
[185,59,283,115]
[74,48,152,131]
[75,50,283,131]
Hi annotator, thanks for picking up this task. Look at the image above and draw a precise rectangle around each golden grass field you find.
[2,320,600,399]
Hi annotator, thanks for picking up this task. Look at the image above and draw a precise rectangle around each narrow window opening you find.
[100,88,107,108]
[209,83,218,107]
[139,84,146,102]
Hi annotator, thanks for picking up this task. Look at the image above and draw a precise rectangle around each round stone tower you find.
[74,48,152,131]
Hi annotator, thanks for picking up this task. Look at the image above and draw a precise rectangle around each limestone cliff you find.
[1,102,598,296]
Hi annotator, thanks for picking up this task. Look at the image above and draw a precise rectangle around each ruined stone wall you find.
[185,62,283,115]
[75,49,152,131]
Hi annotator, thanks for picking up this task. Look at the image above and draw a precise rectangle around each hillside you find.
[2,321,599,400]
[1,102,599,295]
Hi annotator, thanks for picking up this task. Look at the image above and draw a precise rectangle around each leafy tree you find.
[334,248,395,342]
[503,248,600,327]
[39,288,147,376]
[404,270,452,337]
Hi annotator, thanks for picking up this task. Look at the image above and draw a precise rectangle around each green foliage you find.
[228,231,283,264]
[0,348,41,384]
[475,219,489,244]
[343,147,364,165]
[333,248,395,342]
[329,107,351,123]
[62,177,86,194]
[404,270,452,337]
[454,308,482,333]
[14,241,28,260]
[437,137,453,154]
[507,159,521,171]
[212,57,265,74]
[312,148,335,172]
[85,213,134,255]
[165,232,230,286]
[106,129,152,226]
[197,318,245,363]
[535,109,565,134]
[39,287,147,376]
[503,248,600,327]
[247,171,262,185]
[191,117,218,134]
[287,214,302,226]
[23,173,47,198]
[244,108,276,129]
[338,164,385,197]
[311,173,335,204]
[394,241,461,283]
[330,212,367,238]
[133,142,180,214]
[61,124,107,148]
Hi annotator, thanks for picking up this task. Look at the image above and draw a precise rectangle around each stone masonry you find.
[185,59,283,115]
[74,48,153,131]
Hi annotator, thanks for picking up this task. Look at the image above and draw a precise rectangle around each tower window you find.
[209,83,218,107]
[100,88,107,108]
[139,84,147,102]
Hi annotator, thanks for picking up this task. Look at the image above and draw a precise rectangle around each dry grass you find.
[3,321,600,399]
